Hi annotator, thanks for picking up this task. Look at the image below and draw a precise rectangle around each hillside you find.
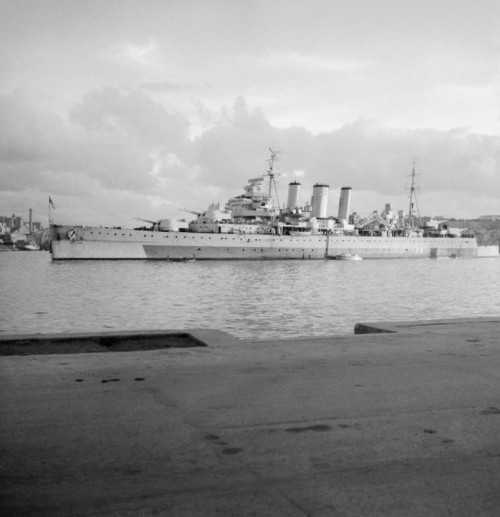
[449,219,500,247]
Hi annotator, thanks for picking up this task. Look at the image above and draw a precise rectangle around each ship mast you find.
[266,147,281,209]
[407,159,422,228]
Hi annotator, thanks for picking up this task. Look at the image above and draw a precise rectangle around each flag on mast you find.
[49,196,55,209]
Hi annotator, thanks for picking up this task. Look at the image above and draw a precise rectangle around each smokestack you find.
[338,187,352,221]
[311,184,329,218]
[287,181,301,210]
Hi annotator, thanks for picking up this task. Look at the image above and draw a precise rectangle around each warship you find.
[51,150,493,260]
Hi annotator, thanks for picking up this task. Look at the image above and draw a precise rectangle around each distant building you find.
[0,214,22,231]
[0,213,43,233]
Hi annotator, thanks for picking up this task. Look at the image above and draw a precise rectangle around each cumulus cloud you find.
[1,90,499,225]
[191,106,500,216]
[0,90,72,189]
[0,88,193,223]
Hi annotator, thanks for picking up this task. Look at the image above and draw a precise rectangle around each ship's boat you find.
[50,149,495,261]
[331,254,363,261]
[23,244,40,251]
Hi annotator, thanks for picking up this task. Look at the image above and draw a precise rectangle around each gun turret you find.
[133,217,157,225]
[180,208,202,217]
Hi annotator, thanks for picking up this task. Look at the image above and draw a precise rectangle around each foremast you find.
[265,147,281,212]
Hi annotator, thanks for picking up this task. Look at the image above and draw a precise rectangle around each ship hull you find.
[51,225,480,260]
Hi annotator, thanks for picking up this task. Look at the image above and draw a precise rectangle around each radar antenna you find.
[407,159,422,228]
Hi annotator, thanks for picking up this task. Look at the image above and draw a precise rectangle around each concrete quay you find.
[1,318,500,516]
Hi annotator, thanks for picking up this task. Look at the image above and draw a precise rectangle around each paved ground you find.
[1,318,500,516]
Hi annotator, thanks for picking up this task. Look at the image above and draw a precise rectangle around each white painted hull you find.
[51,225,481,260]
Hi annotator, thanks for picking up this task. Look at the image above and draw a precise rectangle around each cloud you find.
[140,81,191,92]
[70,88,189,150]
[0,90,71,189]
[260,52,371,73]
[190,106,500,217]
[1,91,499,225]
[105,38,161,69]
[103,38,175,87]
[0,88,192,222]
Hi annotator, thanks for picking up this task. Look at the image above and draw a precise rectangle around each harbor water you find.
[1,251,499,340]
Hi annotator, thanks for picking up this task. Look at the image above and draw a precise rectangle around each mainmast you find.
[407,160,421,228]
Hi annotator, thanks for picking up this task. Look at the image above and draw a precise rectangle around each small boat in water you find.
[331,253,363,261]
[23,243,40,251]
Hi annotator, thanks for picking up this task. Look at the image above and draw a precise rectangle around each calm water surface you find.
[1,251,499,339]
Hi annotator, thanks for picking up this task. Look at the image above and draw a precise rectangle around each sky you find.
[1,0,500,227]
